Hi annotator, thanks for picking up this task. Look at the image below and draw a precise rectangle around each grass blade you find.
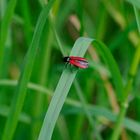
[133,5,140,34]
[0,0,17,77]
[38,37,93,140]
[92,40,124,102]
[74,80,103,140]
[0,105,31,124]
[126,0,140,9]
[31,20,53,140]
[63,105,140,136]
[2,0,56,140]
[1,79,140,135]
[111,4,140,140]
[0,79,52,95]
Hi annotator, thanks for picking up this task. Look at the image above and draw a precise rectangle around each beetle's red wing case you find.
[69,59,88,69]
[63,56,88,69]
[70,56,87,61]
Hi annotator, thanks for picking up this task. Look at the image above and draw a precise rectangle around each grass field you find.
[0,0,140,140]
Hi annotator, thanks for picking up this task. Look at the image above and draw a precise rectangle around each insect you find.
[63,56,88,69]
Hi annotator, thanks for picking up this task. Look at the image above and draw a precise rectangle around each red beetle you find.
[63,56,88,69]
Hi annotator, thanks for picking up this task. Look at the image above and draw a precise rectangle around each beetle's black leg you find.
[64,62,69,69]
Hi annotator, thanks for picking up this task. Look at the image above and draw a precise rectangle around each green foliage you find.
[0,0,140,140]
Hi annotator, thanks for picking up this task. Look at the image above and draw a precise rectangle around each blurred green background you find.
[0,0,140,140]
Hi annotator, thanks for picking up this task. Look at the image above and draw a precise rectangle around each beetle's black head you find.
[63,57,70,62]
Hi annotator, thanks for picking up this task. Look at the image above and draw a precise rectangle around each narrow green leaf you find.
[0,105,31,124]
[1,79,140,135]
[74,80,94,129]
[2,0,56,140]
[133,5,140,34]
[88,105,140,136]
[126,0,140,9]
[38,37,93,140]
[74,81,103,139]
[0,0,17,77]
[111,5,140,139]
[0,79,52,95]
[93,40,124,102]
[63,105,140,135]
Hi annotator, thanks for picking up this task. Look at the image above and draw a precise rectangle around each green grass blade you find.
[111,5,140,140]
[133,5,140,34]
[20,0,32,45]
[0,0,17,77]
[50,15,65,56]
[1,79,140,135]
[38,37,93,140]
[0,105,31,124]
[87,105,140,136]
[126,0,140,9]
[2,0,56,140]
[31,20,53,140]
[92,40,124,102]
[57,115,71,140]
[0,79,52,95]
[74,80,103,140]
[64,105,140,135]
[74,80,94,129]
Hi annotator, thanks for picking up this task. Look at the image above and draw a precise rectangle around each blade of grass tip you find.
[38,37,93,140]
[1,79,140,135]
[92,40,124,102]
[0,0,17,77]
[2,0,56,140]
